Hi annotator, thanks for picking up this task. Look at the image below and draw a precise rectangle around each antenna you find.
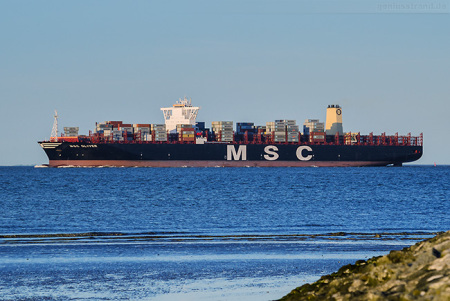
[50,110,58,141]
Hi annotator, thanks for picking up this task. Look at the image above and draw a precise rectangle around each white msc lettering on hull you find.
[227,145,247,161]
[296,146,313,161]
[227,144,312,161]
[262,145,313,161]
[264,145,279,160]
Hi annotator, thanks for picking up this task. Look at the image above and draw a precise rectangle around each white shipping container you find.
[212,121,233,125]
[216,131,233,135]
[214,124,233,127]
[213,127,233,131]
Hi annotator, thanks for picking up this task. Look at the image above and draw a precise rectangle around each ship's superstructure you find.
[38,97,423,167]
[160,96,200,132]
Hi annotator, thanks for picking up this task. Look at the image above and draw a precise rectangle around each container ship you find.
[38,97,422,167]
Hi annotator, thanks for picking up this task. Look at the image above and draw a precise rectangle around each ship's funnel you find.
[325,104,343,136]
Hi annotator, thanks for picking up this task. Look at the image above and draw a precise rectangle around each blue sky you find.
[1,0,449,165]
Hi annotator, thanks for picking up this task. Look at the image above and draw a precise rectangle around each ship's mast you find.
[50,110,58,142]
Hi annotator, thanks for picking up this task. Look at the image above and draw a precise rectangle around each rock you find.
[432,247,442,258]
[279,230,450,301]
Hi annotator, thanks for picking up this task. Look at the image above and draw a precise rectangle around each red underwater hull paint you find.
[49,160,391,167]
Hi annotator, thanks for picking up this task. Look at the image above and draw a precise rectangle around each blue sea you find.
[0,166,448,300]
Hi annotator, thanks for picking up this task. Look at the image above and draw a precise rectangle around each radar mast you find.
[50,110,58,142]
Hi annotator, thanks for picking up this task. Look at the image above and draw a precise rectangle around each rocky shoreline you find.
[279,230,449,301]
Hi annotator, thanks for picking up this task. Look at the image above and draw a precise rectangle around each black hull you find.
[39,142,422,167]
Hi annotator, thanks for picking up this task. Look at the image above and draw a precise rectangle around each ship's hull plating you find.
[39,142,422,167]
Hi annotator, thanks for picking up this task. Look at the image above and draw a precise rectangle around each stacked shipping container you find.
[212,121,233,142]
[274,120,287,142]
[177,124,195,142]
[236,122,255,134]
[271,120,298,142]
[151,124,167,142]
[303,119,324,135]
[64,127,79,137]
[287,123,299,143]
[310,132,326,143]
[95,121,168,142]
[134,124,151,142]
[266,122,275,133]
[68,112,329,145]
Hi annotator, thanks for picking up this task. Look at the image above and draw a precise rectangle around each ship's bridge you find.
[161,97,200,132]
